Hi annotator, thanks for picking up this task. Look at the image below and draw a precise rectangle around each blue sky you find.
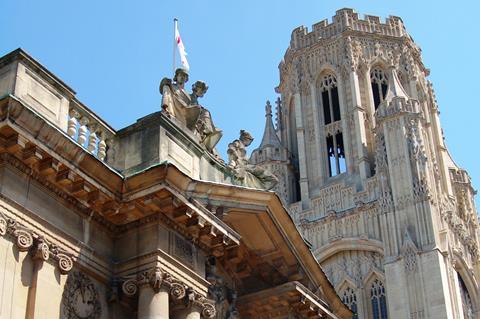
[2,1,479,207]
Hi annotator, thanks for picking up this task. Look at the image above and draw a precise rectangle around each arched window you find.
[370,279,388,319]
[318,74,341,124]
[288,99,299,163]
[288,99,301,202]
[458,274,474,319]
[341,287,358,319]
[370,68,388,110]
[326,131,346,177]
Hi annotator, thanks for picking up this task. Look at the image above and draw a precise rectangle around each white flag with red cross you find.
[174,19,190,71]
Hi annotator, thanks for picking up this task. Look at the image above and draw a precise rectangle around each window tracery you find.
[370,279,388,319]
[341,287,359,319]
[370,68,388,110]
[318,74,341,124]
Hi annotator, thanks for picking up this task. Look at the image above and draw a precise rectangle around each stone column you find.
[25,239,49,319]
[171,303,201,319]
[348,69,370,182]
[138,285,170,319]
[122,266,217,319]
[309,82,326,184]
[293,92,310,207]
[135,266,170,319]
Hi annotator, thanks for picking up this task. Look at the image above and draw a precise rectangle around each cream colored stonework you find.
[261,8,480,319]
[0,48,351,319]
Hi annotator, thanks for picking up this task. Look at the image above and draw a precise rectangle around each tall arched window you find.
[458,274,474,319]
[288,99,301,202]
[370,279,388,319]
[370,68,388,110]
[341,287,358,319]
[318,74,341,124]
[288,99,299,164]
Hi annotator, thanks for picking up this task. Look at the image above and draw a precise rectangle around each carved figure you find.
[160,68,201,130]
[190,81,223,152]
[150,266,163,292]
[227,130,278,190]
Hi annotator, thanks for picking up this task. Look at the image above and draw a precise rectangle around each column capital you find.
[120,266,216,318]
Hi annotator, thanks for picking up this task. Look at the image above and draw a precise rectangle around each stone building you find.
[0,49,352,318]
[254,8,480,319]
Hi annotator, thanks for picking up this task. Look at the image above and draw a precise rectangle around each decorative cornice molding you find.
[0,210,74,273]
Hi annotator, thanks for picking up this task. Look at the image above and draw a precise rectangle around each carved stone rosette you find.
[0,211,74,274]
[120,267,216,318]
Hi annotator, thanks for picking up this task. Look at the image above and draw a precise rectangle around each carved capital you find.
[0,211,74,273]
[149,266,165,292]
[57,253,74,274]
[0,213,6,236]
[122,278,138,297]
[201,302,217,319]
[169,282,186,300]
[33,238,50,261]
[14,229,34,251]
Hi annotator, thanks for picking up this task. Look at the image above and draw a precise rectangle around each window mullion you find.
[378,82,383,103]
[328,88,334,122]
[333,135,340,175]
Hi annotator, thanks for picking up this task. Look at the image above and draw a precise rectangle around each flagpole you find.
[173,18,178,75]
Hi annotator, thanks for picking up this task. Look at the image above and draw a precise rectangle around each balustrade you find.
[66,100,115,162]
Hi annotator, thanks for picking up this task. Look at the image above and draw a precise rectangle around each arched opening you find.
[458,273,474,319]
[370,68,388,110]
[370,279,388,319]
[341,287,359,319]
[288,98,301,202]
[317,73,341,124]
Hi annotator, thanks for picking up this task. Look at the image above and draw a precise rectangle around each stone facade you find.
[0,49,351,319]
[256,8,479,319]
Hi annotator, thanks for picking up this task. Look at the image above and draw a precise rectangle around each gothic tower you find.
[272,8,480,319]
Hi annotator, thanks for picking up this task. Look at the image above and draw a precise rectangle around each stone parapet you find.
[291,8,405,51]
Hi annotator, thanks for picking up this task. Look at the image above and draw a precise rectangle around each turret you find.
[250,99,296,204]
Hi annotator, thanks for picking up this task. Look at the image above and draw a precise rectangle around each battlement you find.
[290,8,406,50]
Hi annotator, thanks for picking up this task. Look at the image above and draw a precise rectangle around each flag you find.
[174,20,190,71]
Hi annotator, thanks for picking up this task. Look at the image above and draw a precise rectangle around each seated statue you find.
[190,81,223,153]
[160,68,200,130]
[227,130,278,190]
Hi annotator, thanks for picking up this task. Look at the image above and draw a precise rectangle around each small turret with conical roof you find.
[250,99,297,204]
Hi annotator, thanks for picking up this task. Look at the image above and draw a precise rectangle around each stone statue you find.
[160,68,201,130]
[227,130,278,190]
[190,81,223,152]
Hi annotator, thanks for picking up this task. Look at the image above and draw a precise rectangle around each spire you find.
[259,100,282,149]
[384,66,409,102]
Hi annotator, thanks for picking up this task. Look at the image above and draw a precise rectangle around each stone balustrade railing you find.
[67,99,116,162]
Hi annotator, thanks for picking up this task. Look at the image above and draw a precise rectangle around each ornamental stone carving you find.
[62,271,102,319]
[0,211,74,273]
[227,130,278,190]
[169,282,186,300]
[0,214,6,236]
[149,266,164,292]
[121,278,138,297]
[13,229,34,251]
[120,266,216,317]
[33,238,50,261]
[57,253,74,274]
[202,303,216,319]
[160,69,223,154]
